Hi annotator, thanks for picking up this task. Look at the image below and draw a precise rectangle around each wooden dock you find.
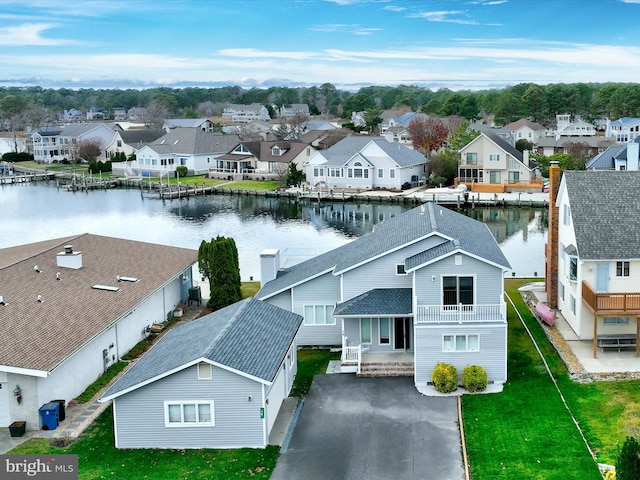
[0,173,55,184]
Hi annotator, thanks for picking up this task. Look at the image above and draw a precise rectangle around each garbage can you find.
[39,402,60,430]
[52,399,66,422]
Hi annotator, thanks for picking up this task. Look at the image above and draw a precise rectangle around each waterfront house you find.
[99,298,302,449]
[0,234,197,430]
[223,104,271,124]
[546,166,640,357]
[605,117,640,143]
[31,123,117,163]
[554,114,596,140]
[256,203,511,388]
[304,136,428,190]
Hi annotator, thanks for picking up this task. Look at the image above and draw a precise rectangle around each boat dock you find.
[0,173,55,184]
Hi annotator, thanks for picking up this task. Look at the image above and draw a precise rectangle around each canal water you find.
[1,181,547,281]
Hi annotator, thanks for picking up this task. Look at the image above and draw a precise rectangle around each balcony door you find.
[596,263,610,292]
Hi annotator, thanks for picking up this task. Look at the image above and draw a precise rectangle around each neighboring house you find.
[467,124,514,145]
[554,114,595,140]
[605,117,640,143]
[98,298,302,449]
[127,107,148,121]
[106,129,166,163]
[86,108,105,120]
[131,128,240,177]
[535,136,615,158]
[379,112,427,135]
[304,136,428,190]
[383,126,412,146]
[163,118,216,132]
[0,234,197,430]
[350,111,366,128]
[61,109,83,122]
[223,104,271,123]
[31,123,117,163]
[458,132,534,186]
[298,129,352,150]
[279,104,309,118]
[239,120,276,141]
[586,138,639,171]
[112,107,127,121]
[504,119,547,145]
[256,203,511,389]
[546,167,640,356]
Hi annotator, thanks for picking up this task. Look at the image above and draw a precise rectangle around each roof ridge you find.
[426,202,438,231]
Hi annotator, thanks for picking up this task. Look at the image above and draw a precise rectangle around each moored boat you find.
[535,301,556,326]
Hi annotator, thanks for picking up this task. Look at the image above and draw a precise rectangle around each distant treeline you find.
[1,82,639,125]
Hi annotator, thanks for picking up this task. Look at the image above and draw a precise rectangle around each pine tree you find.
[198,236,242,311]
[617,436,640,480]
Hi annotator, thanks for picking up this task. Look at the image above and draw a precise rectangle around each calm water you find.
[1,181,547,280]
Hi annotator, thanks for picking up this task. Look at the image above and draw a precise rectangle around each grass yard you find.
[9,407,279,480]
[462,278,640,479]
[216,180,280,191]
[290,349,340,397]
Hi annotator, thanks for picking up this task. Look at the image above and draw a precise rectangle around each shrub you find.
[462,365,488,392]
[176,166,188,178]
[1,151,33,162]
[617,436,640,480]
[605,469,616,480]
[431,362,458,393]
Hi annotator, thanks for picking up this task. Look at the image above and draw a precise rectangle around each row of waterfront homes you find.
[2,165,639,448]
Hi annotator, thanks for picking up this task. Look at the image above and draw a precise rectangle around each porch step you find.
[357,361,414,377]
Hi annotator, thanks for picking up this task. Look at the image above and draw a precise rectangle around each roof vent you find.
[37,295,44,303]
[34,265,41,273]
[56,272,61,281]
[0,295,6,306]
[117,275,139,283]
[92,285,120,292]
[64,245,73,254]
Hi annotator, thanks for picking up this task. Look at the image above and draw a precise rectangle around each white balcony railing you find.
[416,303,507,324]
[341,335,362,374]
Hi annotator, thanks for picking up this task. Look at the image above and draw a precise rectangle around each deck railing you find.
[416,303,507,323]
[582,281,640,313]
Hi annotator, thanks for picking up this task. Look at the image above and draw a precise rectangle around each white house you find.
[605,117,640,143]
[554,114,595,140]
[163,118,216,132]
[504,119,547,145]
[546,166,640,357]
[0,234,197,430]
[257,203,511,390]
[31,124,117,163]
[223,104,271,124]
[279,104,309,118]
[304,136,428,190]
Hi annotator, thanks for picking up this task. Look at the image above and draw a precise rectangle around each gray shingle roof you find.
[586,145,626,170]
[485,132,523,162]
[563,170,640,260]
[334,288,412,316]
[0,234,197,372]
[257,203,510,299]
[101,298,302,399]
[149,128,240,155]
[318,136,427,168]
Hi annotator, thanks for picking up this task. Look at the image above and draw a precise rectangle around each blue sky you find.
[1,0,639,91]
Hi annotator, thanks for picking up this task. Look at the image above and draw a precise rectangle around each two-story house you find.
[458,132,535,189]
[304,136,428,191]
[504,119,547,146]
[256,203,511,389]
[279,104,309,119]
[546,166,640,357]
[605,117,640,143]
[586,138,639,171]
[31,124,117,163]
[223,104,271,124]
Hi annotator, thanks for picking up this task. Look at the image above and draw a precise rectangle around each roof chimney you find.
[57,244,83,269]
[545,162,561,308]
[260,249,281,286]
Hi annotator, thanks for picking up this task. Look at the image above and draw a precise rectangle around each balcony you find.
[582,281,640,315]
[415,303,506,324]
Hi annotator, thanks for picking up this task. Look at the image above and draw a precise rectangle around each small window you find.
[389,169,395,179]
[396,264,407,275]
[489,154,500,161]
[379,318,390,344]
[604,317,629,325]
[570,295,576,315]
[197,362,212,380]
[560,283,565,302]
[563,204,571,226]
[569,257,578,281]
[378,168,384,178]
[361,318,372,344]
[165,401,214,427]
[616,261,630,277]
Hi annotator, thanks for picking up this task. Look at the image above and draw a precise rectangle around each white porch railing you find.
[341,336,362,374]
[416,303,507,323]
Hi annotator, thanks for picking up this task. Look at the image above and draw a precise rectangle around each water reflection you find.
[2,182,547,279]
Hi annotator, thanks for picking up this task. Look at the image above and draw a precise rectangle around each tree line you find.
[1,82,640,130]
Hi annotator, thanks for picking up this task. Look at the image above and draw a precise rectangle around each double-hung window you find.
[489,154,500,162]
[303,305,336,325]
[617,261,630,277]
[465,153,477,165]
[165,401,214,427]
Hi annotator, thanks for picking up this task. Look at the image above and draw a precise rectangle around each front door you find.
[394,317,411,350]
[596,263,610,292]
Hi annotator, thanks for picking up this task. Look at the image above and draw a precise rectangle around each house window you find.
[443,276,474,306]
[443,334,479,352]
[272,146,282,156]
[570,295,576,315]
[379,317,390,344]
[466,153,478,165]
[396,264,407,275]
[378,168,384,178]
[348,168,353,178]
[360,318,372,344]
[567,256,577,281]
[165,401,214,427]
[389,169,396,179]
[489,171,501,183]
[197,362,212,380]
[508,171,520,183]
[489,154,500,161]
[353,162,363,178]
[616,261,630,277]
[604,317,629,325]
[303,305,336,325]
[563,204,571,226]
[560,283,565,302]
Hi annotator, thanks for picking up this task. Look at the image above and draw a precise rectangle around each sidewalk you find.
[0,302,208,454]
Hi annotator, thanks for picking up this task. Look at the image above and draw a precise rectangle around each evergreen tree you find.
[198,236,242,311]
[617,436,640,480]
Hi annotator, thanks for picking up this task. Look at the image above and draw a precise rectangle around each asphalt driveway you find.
[272,375,464,480]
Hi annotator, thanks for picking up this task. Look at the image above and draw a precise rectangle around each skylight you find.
[117,276,139,283]
[92,285,121,292]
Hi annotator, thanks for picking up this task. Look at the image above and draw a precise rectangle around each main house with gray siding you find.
[99,298,302,449]
[257,203,511,389]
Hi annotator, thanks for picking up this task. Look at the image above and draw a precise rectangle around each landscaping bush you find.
[1,152,33,162]
[462,365,488,392]
[431,362,458,393]
[176,165,187,178]
[617,436,640,480]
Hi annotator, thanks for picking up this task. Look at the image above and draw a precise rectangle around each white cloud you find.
[309,24,381,35]
[0,23,76,46]
[409,10,479,25]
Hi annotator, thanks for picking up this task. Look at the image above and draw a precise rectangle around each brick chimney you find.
[545,162,561,307]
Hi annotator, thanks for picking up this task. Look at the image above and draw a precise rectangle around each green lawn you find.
[216,180,280,191]
[290,349,340,397]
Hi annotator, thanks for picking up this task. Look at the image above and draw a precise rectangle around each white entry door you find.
[0,382,10,427]
[596,263,610,292]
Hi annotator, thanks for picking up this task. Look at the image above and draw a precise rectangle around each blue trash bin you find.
[39,401,60,430]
